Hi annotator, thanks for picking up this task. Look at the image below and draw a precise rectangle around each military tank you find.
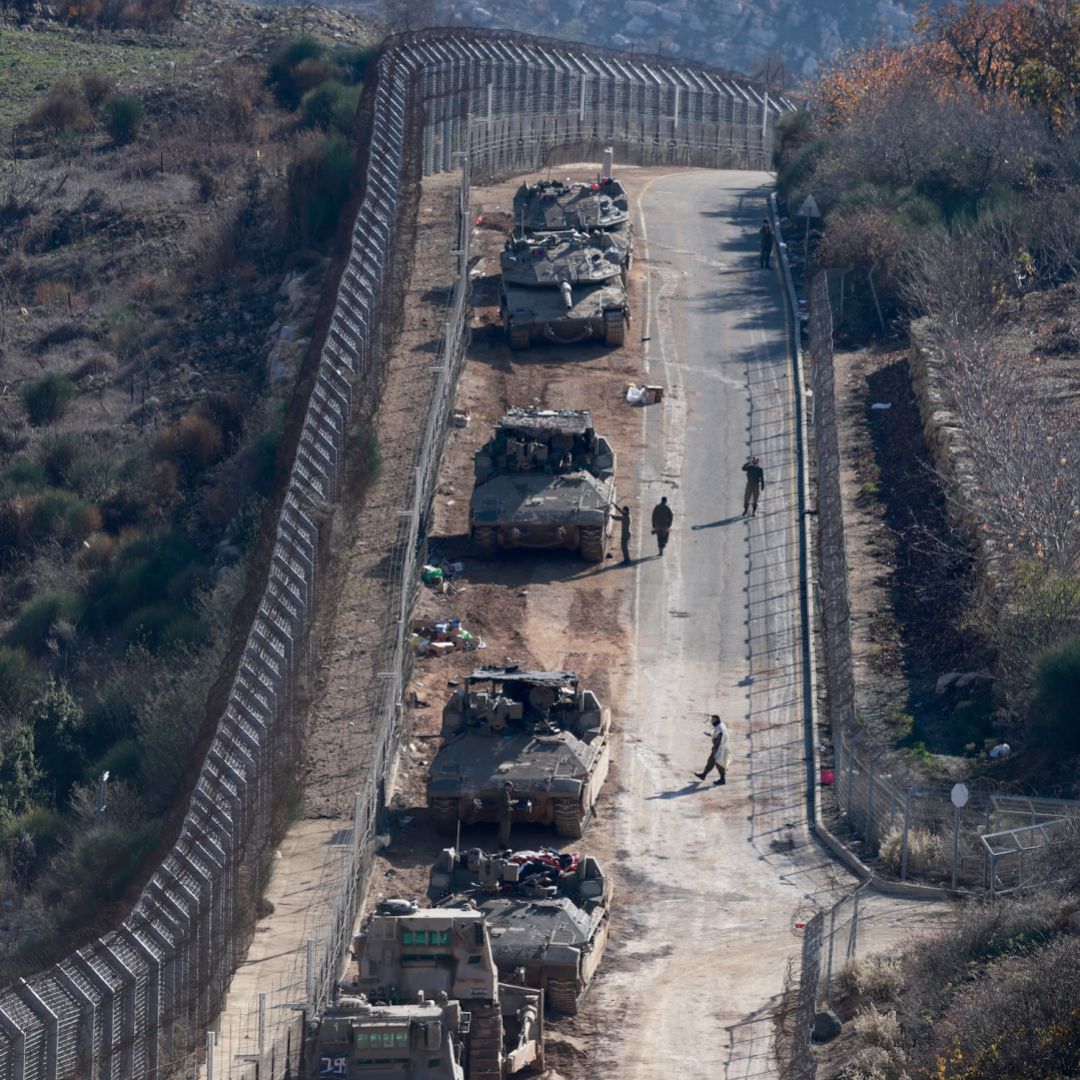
[512,176,629,233]
[427,667,611,839]
[499,230,626,288]
[312,901,543,1080]
[469,409,615,561]
[429,847,613,1015]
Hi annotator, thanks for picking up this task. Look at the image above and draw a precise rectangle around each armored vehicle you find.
[499,231,626,289]
[430,847,613,1015]
[310,996,467,1079]
[469,409,616,561]
[513,177,629,233]
[427,668,611,839]
[316,902,543,1080]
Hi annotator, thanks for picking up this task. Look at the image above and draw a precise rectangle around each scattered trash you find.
[820,768,836,786]
[421,565,444,586]
[452,410,471,428]
[870,402,892,410]
[399,816,414,826]
[410,616,484,656]
[989,742,1011,760]
[450,561,465,574]
[625,383,664,405]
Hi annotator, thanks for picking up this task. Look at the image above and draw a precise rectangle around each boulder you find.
[813,1009,842,1043]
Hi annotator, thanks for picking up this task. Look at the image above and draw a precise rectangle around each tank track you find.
[467,1002,504,1080]
[604,309,625,347]
[508,322,532,350]
[431,798,460,834]
[546,978,581,1016]
[473,526,499,557]
[554,797,587,838]
[579,525,605,563]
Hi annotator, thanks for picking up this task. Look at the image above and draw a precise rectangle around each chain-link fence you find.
[0,28,794,1080]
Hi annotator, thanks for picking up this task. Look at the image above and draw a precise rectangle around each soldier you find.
[742,456,765,516]
[694,715,730,785]
[759,218,774,269]
[611,504,632,564]
[651,496,674,556]
[498,780,515,847]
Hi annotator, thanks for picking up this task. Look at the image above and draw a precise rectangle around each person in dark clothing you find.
[651,496,674,555]
[498,781,515,847]
[759,219,774,269]
[742,456,765,516]
[612,505,632,563]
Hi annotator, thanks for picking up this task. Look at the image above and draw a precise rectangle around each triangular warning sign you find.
[797,194,821,218]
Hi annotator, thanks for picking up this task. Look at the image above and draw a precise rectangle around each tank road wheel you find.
[508,321,532,351]
[554,798,587,839]
[546,978,580,1016]
[579,526,605,563]
[431,798,459,834]
[467,1003,503,1080]
[473,526,499,558]
[604,309,626,347]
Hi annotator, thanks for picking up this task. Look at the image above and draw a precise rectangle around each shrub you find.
[122,606,210,652]
[80,71,117,111]
[300,80,361,134]
[28,681,87,803]
[101,95,143,146]
[0,808,68,884]
[195,392,246,450]
[1030,636,1080,754]
[0,498,30,567]
[3,460,48,493]
[39,434,80,488]
[0,647,38,719]
[22,373,76,426]
[28,79,92,133]
[284,135,354,251]
[156,412,226,482]
[29,490,101,547]
[878,824,945,878]
[335,45,375,85]
[102,305,141,359]
[267,37,331,110]
[5,591,85,655]
[834,956,904,1012]
[0,721,40,822]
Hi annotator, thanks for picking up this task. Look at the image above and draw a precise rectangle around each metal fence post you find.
[900,789,911,880]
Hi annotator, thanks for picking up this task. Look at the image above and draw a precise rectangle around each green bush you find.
[120,605,210,653]
[0,807,69,884]
[2,460,48,493]
[29,490,100,547]
[267,36,332,110]
[335,45,375,85]
[101,95,144,146]
[5,591,85,655]
[285,135,354,251]
[0,647,38,719]
[0,721,40,822]
[80,71,117,111]
[1030,636,1080,754]
[28,681,87,803]
[28,79,93,133]
[300,80,361,134]
[22,374,76,426]
[39,434,80,488]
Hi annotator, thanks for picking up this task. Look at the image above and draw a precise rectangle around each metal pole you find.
[951,803,961,889]
[900,790,911,880]
[206,1030,216,1080]
[306,938,315,1010]
[258,992,266,1059]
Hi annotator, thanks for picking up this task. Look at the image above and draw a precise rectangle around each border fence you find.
[0,28,795,1080]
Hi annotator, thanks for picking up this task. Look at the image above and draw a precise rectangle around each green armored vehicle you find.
[469,409,616,561]
[311,902,543,1080]
[427,668,612,840]
[429,847,613,1015]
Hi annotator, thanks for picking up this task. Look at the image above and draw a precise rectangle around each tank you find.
[318,902,544,1080]
[499,229,631,350]
[512,177,629,233]
[427,668,612,839]
[469,409,616,561]
[429,847,613,1015]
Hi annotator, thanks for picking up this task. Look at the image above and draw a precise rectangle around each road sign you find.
[951,782,969,808]
[797,194,821,219]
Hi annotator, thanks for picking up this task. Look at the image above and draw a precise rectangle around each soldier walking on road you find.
[611,504,632,564]
[651,496,673,556]
[694,715,731,786]
[759,219,774,269]
[498,780,515,847]
[742,456,765,516]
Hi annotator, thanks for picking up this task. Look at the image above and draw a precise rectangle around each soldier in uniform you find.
[759,219,774,269]
[742,456,765,516]
[611,504,632,563]
[694,715,730,785]
[498,780,515,847]
[651,496,674,555]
